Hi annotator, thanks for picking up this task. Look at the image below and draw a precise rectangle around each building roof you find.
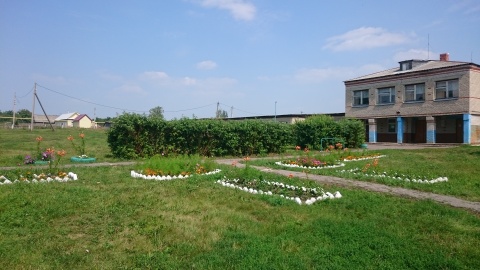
[73,114,92,122]
[33,114,59,123]
[55,112,79,121]
[345,60,478,83]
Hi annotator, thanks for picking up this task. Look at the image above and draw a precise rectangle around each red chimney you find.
[440,53,449,61]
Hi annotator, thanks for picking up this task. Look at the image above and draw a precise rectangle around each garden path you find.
[215,158,480,213]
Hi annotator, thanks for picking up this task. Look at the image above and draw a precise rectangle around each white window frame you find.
[405,83,425,102]
[353,90,369,107]
[377,87,395,104]
[435,79,458,100]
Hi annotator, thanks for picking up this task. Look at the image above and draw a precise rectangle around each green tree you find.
[216,109,228,118]
[149,106,164,120]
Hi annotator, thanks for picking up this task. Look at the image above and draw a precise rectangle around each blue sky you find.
[1,0,479,119]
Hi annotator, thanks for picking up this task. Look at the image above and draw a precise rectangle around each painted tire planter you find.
[70,156,96,163]
[34,161,50,165]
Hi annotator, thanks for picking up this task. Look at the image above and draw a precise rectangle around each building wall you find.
[471,114,480,143]
[73,117,92,128]
[345,68,475,119]
[470,69,480,114]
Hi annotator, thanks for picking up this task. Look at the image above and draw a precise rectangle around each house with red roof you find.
[73,114,93,128]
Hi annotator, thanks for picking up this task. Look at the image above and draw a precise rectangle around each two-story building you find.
[345,54,480,144]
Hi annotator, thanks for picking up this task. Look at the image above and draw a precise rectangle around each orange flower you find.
[79,133,85,139]
[36,136,43,142]
[288,174,294,178]
[67,135,74,141]
[56,149,67,157]
[304,147,309,153]
[295,146,301,151]
[243,156,250,161]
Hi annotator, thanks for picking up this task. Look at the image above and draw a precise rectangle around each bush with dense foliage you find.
[293,115,365,150]
[107,114,292,158]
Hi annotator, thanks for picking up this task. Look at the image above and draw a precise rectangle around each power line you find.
[164,103,216,113]
[37,84,148,113]
[219,102,263,116]
[36,84,220,115]
[17,86,34,99]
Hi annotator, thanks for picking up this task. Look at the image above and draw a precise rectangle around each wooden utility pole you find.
[12,92,16,129]
[30,83,36,131]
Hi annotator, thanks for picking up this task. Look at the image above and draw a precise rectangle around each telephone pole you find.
[12,92,16,129]
[30,83,36,131]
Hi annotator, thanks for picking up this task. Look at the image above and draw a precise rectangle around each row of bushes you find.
[107,114,365,158]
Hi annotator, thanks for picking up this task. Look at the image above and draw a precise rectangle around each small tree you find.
[216,109,228,118]
[149,106,164,120]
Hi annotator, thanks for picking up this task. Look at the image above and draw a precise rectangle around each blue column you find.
[397,117,403,144]
[426,116,436,143]
[463,114,471,144]
[368,119,377,143]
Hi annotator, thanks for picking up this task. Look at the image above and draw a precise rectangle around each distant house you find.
[55,112,80,128]
[33,114,59,126]
[73,114,93,128]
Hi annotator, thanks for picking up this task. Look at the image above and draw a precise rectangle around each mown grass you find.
[1,128,480,268]
[0,127,116,166]
[250,146,480,202]
[1,165,479,269]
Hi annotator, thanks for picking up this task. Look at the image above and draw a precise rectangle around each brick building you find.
[344,54,480,144]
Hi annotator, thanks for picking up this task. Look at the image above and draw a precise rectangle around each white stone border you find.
[275,161,345,170]
[216,178,342,205]
[131,169,221,181]
[336,168,448,184]
[342,155,386,162]
[0,172,79,185]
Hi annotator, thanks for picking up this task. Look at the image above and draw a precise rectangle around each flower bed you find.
[275,161,345,170]
[0,172,78,185]
[336,168,448,184]
[342,155,386,162]
[131,169,221,181]
[216,178,342,205]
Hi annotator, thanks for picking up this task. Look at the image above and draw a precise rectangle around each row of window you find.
[353,79,459,106]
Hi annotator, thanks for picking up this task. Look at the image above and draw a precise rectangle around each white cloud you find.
[31,74,68,85]
[196,60,218,70]
[97,71,123,82]
[183,77,197,86]
[199,0,256,21]
[141,71,169,80]
[294,64,385,83]
[116,84,146,95]
[323,27,412,51]
[393,49,439,62]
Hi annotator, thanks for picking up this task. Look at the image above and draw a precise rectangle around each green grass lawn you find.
[0,127,116,166]
[249,146,480,202]
[1,128,479,269]
[1,165,479,269]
